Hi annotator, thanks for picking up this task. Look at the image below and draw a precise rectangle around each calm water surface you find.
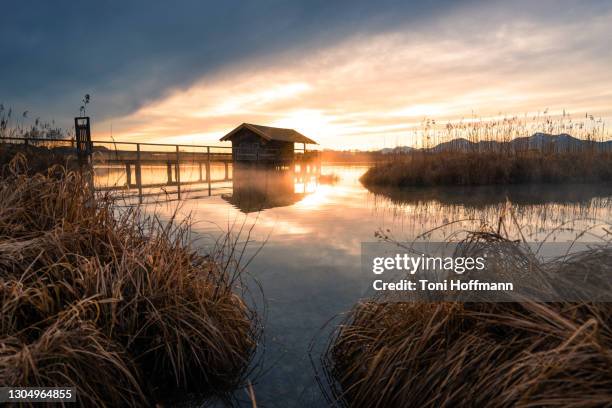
[96,164,612,407]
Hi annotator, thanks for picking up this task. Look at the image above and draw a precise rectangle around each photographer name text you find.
[371,254,513,292]
[373,279,513,291]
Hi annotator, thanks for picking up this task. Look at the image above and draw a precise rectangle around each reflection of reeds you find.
[0,155,259,406]
[367,184,612,241]
[322,223,612,408]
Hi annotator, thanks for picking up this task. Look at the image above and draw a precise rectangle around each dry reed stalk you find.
[323,228,612,407]
[361,151,612,187]
[325,300,612,408]
[0,154,260,406]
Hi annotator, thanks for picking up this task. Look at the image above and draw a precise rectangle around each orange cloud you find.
[96,15,612,150]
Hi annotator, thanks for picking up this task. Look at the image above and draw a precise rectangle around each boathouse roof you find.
[220,123,318,144]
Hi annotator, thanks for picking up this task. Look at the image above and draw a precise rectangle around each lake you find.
[96,164,612,407]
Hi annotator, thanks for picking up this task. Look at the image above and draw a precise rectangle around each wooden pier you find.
[0,136,321,202]
[92,141,235,199]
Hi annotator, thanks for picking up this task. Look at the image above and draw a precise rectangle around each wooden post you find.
[74,117,92,167]
[125,163,132,187]
[224,161,229,180]
[198,161,203,181]
[136,144,142,202]
[166,162,173,184]
[176,145,181,199]
[206,147,212,196]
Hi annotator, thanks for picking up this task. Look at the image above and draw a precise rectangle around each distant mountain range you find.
[379,146,415,154]
[379,133,612,154]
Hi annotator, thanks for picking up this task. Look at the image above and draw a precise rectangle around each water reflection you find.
[222,165,318,213]
[368,183,612,241]
[136,165,612,407]
[94,163,232,189]
[366,183,612,207]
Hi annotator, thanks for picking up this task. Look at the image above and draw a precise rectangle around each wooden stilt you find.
[167,162,173,184]
[136,144,142,202]
[206,147,212,196]
[125,163,132,187]
[176,146,181,199]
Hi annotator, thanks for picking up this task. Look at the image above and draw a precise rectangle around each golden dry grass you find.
[323,229,612,408]
[325,300,612,408]
[0,154,259,406]
[362,114,612,187]
[361,151,612,187]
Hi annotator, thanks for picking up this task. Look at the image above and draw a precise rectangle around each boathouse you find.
[220,123,317,162]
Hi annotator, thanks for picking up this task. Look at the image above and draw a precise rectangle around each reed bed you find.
[361,150,612,187]
[362,114,612,187]
[322,229,612,408]
[324,300,612,408]
[0,155,259,406]
[0,143,78,176]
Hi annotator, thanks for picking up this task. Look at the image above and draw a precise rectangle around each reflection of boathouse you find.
[223,165,318,213]
[220,123,318,163]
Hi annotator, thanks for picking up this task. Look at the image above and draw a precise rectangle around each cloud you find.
[0,0,466,125]
[1,0,611,148]
[94,2,612,149]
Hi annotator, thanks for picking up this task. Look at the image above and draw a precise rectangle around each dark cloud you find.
[0,0,609,129]
[0,0,465,125]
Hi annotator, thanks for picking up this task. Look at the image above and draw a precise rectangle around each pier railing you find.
[0,136,320,202]
[0,136,315,158]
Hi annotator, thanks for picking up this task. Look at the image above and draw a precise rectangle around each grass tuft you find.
[0,154,259,406]
[361,151,612,187]
[325,300,612,408]
[322,227,612,407]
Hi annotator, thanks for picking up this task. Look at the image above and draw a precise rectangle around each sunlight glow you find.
[96,12,612,150]
[294,185,333,210]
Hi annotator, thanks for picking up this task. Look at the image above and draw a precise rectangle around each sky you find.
[1,0,611,150]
